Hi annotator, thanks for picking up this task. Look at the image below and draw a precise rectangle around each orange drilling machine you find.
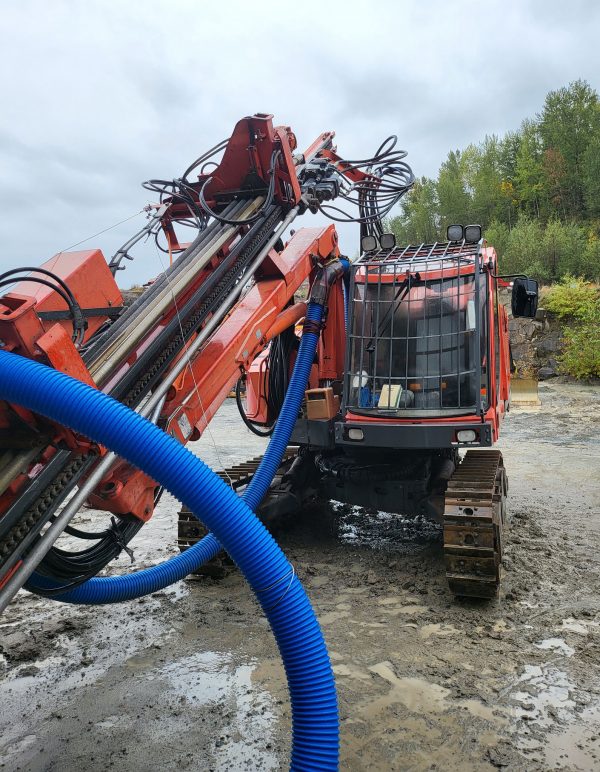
[0,114,537,609]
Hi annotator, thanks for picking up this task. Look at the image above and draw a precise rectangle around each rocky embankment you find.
[499,285,563,380]
[508,308,563,380]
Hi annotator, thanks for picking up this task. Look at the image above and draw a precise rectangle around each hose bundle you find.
[0,260,348,769]
[317,136,415,240]
[0,303,338,769]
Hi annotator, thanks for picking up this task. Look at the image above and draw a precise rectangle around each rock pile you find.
[508,308,562,379]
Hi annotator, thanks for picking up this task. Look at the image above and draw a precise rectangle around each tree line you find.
[388,80,600,282]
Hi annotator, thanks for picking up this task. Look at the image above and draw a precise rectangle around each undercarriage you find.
[178,445,508,598]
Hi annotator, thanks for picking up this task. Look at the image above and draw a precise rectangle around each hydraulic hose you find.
[341,280,349,333]
[27,262,347,604]
[0,325,338,769]
[26,299,327,602]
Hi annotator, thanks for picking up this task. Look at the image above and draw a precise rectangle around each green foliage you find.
[544,275,599,319]
[538,79,600,217]
[485,220,510,261]
[582,136,600,218]
[502,218,549,280]
[583,231,600,279]
[437,150,471,231]
[387,177,438,244]
[559,307,600,379]
[391,80,600,282]
[514,119,545,218]
[544,276,600,378]
[541,219,588,279]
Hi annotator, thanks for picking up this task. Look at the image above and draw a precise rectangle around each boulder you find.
[535,333,562,357]
[538,365,558,380]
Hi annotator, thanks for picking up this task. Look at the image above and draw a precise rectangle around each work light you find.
[464,224,482,243]
[447,224,463,242]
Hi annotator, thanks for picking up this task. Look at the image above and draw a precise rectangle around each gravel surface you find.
[1,382,600,771]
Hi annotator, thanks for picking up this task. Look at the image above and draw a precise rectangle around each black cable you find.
[0,277,73,307]
[142,178,206,228]
[314,136,415,240]
[111,143,229,275]
[31,519,140,595]
[196,149,281,225]
[234,324,297,437]
[64,524,113,540]
[0,270,85,344]
[235,376,274,436]
[181,139,228,182]
[266,326,295,418]
[34,517,143,591]
[0,266,78,307]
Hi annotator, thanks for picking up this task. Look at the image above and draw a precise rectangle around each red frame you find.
[345,245,512,444]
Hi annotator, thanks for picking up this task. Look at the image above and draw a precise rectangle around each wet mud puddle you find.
[2,384,600,770]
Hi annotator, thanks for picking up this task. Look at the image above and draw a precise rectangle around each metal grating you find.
[344,241,488,418]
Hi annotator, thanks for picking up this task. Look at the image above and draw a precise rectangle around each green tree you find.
[542,148,569,218]
[514,120,545,218]
[469,136,504,228]
[503,217,548,280]
[497,130,522,227]
[539,79,600,217]
[498,130,521,183]
[388,176,439,244]
[582,135,600,218]
[436,150,472,231]
[485,220,510,265]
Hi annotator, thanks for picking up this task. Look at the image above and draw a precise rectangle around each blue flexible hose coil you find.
[0,299,338,769]
[0,306,339,770]
[27,301,324,603]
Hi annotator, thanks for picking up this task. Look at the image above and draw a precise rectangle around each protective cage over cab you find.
[344,241,491,420]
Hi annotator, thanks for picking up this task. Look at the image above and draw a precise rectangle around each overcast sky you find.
[1,0,599,287]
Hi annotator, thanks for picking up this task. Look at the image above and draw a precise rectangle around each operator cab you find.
[348,262,483,418]
[347,226,487,419]
[337,225,538,449]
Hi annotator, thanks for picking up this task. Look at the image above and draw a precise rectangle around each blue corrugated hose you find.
[27,300,324,603]
[341,276,349,333]
[0,297,339,769]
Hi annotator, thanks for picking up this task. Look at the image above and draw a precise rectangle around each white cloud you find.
[1,0,599,284]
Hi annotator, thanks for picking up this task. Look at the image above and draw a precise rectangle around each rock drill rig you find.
[0,113,537,610]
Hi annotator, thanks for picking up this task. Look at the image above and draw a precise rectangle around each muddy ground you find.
[1,382,600,771]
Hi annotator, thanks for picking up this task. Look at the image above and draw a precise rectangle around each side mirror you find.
[511,277,539,318]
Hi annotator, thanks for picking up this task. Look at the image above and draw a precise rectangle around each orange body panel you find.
[2,250,122,354]
[164,226,339,443]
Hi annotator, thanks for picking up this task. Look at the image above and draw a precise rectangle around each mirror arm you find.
[490,272,530,281]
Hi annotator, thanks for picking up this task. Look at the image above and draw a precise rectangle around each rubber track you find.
[443,449,508,599]
[177,447,298,554]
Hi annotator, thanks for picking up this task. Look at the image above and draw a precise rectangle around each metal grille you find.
[344,241,488,418]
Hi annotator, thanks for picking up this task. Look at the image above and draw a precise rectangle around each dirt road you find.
[1,382,600,771]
